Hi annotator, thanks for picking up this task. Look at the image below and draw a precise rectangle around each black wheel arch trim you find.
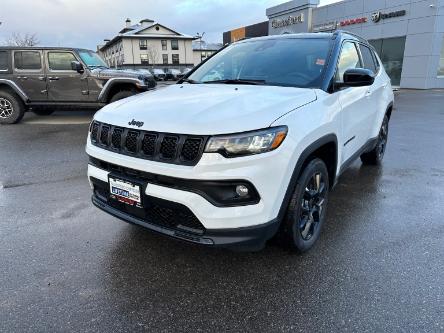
[98,78,147,103]
[0,79,30,103]
[275,133,338,225]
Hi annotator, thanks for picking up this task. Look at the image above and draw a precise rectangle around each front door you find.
[12,50,48,101]
[335,41,376,163]
[45,51,88,102]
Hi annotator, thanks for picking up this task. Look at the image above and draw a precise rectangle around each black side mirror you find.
[71,61,84,74]
[343,68,375,87]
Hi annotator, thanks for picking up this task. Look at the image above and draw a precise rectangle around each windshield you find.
[188,38,331,88]
[78,50,108,69]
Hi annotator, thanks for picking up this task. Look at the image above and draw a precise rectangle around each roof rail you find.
[333,30,368,43]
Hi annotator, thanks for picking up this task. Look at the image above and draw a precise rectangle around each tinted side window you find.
[336,42,361,82]
[0,51,8,71]
[14,51,41,70]
[48,52,77,70]
[359,45,377,73]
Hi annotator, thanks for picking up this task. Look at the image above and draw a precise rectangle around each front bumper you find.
[92,193,278,249]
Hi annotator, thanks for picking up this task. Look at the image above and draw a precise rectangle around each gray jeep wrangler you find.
[0,47,156,124]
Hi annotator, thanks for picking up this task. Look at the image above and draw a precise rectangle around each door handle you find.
[17,76,28,80]
[48,77,59,81]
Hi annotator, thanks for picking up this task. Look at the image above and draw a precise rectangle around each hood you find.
[94,84,317,135]
[91,68,148,80]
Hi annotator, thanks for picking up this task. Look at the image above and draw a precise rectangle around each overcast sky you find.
[0,0,340,49]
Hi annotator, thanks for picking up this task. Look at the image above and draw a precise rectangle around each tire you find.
[360,115,389,165]
[109,90,137,103]
[32,109,55,116]
[278,158,330,253]
[0,91,25,125]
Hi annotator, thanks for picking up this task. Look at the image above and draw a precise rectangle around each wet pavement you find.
[0,90,443,332]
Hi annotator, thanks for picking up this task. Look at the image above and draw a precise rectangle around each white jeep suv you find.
[86,31,394,252]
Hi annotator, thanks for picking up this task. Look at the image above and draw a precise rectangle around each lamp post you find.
[195,32,205,61]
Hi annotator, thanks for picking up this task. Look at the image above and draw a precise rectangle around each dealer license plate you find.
[109,176,143,208]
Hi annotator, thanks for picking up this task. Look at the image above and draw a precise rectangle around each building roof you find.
[102,20,195,51]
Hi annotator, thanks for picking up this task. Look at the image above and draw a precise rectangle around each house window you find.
[171,39,179,50]
[140,54,149,65]
[162,54,168,65]
[172,54,179,65]
[161,40,167,51]
[139,40,147,50]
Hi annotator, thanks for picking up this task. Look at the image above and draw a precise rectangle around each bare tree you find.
[146,44,159,68]
[6,33,40,47]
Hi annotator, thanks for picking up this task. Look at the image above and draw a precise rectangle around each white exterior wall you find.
[100,23,194,69]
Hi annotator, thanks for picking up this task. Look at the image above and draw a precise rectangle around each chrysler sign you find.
[272,13,304,28]
[371,10,406,23]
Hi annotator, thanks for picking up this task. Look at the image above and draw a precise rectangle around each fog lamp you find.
[236,185,249,197]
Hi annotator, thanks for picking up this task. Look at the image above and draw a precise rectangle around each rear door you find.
[12,50,48,101]
[45,50,88,102]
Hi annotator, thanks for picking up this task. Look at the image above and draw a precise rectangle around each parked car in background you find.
[86,31,393,252]
[182,68,192,76]
[151,69,166,81]
[133,68,155,79]
[165,69,183,81]
[0,47,156,124]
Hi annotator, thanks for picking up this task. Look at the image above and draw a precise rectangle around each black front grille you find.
[100,125,110,145]
[142,134,157,156]
[160,136,178,159]
[181,138,203,161]
[90,121,207,166]
[125,131,139,153]
[111,128,123,148]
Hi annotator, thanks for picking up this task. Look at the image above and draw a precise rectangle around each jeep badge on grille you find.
[128,119,144,127]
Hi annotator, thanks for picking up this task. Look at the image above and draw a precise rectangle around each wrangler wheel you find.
[0,91,25,125]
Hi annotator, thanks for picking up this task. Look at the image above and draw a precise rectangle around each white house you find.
[99,18,195,70]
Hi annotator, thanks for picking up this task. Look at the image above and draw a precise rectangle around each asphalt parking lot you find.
[1,89,443,332]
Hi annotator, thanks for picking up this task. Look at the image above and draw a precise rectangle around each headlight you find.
[205,126,288,157]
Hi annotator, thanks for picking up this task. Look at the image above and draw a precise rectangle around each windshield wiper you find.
[202,79,265,85]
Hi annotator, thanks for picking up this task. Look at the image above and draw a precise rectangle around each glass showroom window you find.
[438,37,444,77]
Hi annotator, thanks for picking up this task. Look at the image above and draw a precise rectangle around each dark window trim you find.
[13,50,43,71]
[47,51,78,72]
[0,51,10,72]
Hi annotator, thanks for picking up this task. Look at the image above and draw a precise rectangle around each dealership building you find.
[223,0,444,89]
